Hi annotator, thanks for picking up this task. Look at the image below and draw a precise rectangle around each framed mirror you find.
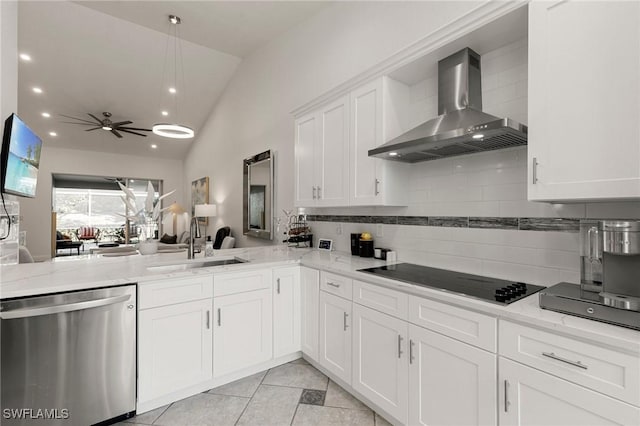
[243,149,274,240]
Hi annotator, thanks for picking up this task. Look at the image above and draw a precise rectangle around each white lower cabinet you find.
[273,266,301,358]
[499,357,639,426]
[138,298,213,404]
[352,303,408,423]
[408,324,496,426]
[319,290,352,384]
[301,266,320,361]
[213,288,273,378]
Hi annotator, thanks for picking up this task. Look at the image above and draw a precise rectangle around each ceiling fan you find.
[60,112,152,138]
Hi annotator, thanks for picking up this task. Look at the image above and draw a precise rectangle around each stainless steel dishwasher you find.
[0,284,136,425]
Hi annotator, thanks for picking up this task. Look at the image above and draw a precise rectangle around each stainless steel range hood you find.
[369,48,527,163]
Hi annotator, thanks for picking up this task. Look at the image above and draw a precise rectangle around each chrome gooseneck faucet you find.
[188,216,201,259]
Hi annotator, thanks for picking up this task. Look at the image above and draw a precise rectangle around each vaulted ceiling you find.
[17,1,330,159]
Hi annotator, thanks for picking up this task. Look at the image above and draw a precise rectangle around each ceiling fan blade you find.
[59,114,98,124]
[60,121,98,126]
[84,127,101,131]
[88,113,103,124]
[111,129,123,138]
[118,126,152,132]
[119,129,148,137]
[111,120,132,127]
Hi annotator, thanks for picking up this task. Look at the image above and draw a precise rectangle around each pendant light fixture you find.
[152,14,195,139]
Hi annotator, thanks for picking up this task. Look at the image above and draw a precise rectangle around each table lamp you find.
[167,202,186,236]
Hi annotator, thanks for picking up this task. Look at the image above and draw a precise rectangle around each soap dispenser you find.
[205,236,214,257]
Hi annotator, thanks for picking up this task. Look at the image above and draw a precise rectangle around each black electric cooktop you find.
[358,263,545,305]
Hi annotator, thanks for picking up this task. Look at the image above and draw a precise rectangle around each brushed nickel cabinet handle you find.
[375,179,380,195]
[343,312,349,331]
[312,186,317,200]
[206,310,210,329]
[217,308,221,326]
[532,157,539,184]
[326,281,340,288]
[409,339,415,364]
[397,335,403,359]
[277,278,281,294]
[317,186,322,199]
[504,380,510,413]
[542,352,588,370]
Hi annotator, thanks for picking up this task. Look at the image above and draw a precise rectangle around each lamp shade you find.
[195,203,217,217]
[167,202,186,214]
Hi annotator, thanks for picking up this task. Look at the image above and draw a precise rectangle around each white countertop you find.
[2,246,638,353]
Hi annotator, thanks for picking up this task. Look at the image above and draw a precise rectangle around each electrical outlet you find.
[336,224,343,235]
[376,223,384,237]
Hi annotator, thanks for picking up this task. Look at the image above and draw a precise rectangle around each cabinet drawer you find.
[353,280,408,320]
[214,269,271,297]
[500,320,640,406]
[320,271,352,300]
[139,275,214,309]
[408,295,496,352]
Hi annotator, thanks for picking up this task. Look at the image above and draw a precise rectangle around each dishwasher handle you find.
[0,294,132,319]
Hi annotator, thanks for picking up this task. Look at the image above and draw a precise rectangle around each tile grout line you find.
[233,368,272,426]
[149,402,172,425]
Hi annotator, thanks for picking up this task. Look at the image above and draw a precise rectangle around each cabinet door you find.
[294,112,319,206]
[408,324,496,426]
[528,1,640,201]
[273,266,301,358]
[138,299,213,403]
[350,78,383,205]
[301,267,320,361]
[213,289,273,378]
[499,357,639,426]
[352,303,408,423]
[318,291,352,384]
[317,95,350,206]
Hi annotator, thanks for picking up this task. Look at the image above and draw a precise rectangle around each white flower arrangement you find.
[117,181,175,241]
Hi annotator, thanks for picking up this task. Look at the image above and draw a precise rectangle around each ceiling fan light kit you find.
[153,14,194,140]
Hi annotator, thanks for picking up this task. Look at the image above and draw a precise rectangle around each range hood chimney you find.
[369,47,527,163]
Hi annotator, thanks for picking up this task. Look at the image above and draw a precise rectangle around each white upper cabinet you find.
[294,78,408,207]
[349,78,409,206]
[528,0,640,201]
[294,95,350,207]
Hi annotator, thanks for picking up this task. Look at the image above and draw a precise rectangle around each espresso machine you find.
[539,220,640,330]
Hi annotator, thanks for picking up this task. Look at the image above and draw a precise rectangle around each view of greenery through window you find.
[55,188,125,229]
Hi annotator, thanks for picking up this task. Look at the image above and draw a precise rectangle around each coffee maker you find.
[540,220,640,329]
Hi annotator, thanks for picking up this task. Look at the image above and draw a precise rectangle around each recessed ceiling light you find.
[150,144,158,149]
[168,87,176,94]
[32,87,43,94]
[19,53,31,61]
[472,133,484,139]
[161,111,168,116]
[102,125,113,131]
[41,112,51,118]
[49,131,57,137]
[388,152,398,157]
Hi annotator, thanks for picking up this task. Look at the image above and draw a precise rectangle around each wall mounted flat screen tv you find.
[1,113,43,198]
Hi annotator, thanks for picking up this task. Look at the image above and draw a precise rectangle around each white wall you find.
[21,145,185,260]
[184,1,481,246]
[0,1,18,124]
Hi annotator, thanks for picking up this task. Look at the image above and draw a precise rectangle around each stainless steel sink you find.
[147,257,247,273]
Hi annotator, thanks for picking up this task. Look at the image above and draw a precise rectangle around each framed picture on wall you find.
[191,176,209,225]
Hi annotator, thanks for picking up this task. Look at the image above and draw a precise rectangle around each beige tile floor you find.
[120,358,393,426]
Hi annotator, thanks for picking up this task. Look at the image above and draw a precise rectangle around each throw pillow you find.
[160,233,177,244]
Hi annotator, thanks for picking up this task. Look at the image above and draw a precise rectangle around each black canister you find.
[350,233,360,255]
[359,239,374,257]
